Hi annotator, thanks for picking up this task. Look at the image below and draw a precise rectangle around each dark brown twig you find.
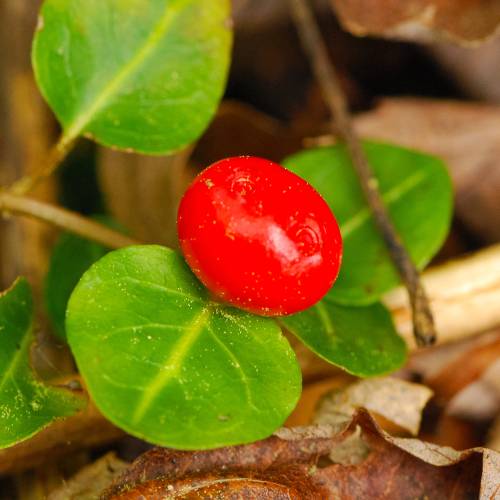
[288,0,436,346]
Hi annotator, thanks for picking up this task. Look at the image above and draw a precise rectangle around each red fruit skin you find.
[177,156,342,316]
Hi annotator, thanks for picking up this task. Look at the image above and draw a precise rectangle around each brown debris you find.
[48,453,128,500]
[330,0,500,44]
[102,410,499,499]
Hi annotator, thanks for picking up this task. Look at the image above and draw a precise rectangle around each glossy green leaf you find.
[0,279,84,449]
[33,0,232,154]
[66,246,301,450]
[45,233,108,340]
[283,142,453,304]
[281,299,407,377]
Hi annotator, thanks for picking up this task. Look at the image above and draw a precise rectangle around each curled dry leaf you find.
[314,377,432,465]
[314,377,433,435]
[330,0,500,44]
[102,410,499,499]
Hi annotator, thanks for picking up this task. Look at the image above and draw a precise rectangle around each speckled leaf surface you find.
[0,279,84,449]
[281,299,407,377]
[283,142,453,305]
[32,0,232,154]
[66,246,301,450]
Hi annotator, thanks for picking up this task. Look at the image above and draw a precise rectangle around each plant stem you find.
[0,192,139,249]
[10,134,76,195]
[288,0,436,347]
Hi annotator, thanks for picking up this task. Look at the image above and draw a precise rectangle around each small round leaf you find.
[33,0,232,154]
[66,246,301,449]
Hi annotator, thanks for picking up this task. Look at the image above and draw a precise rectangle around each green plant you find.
[0,0,452,451]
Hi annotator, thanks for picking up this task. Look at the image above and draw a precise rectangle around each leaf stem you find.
[10,133,76,196]
[0,191,139,249]
[288,0,436,347]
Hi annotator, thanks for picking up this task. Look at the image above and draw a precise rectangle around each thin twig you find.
[288,0,436,346]
[10,134,76,195]
[0,191,140,249]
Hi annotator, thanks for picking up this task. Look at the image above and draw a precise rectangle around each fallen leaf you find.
[330,0,500,44]
[286,375,353,427]
[102,410,499,499]
[431,37,500,103]
[315,377,433,436]
[314,377,433,465]
[425,332,500,403]
[48,453,128,500]
[448,359,500,421]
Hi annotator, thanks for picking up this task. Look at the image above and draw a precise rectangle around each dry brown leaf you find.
[431,37,500,102]
[424,332,500,404]
[102,410,499,499]
[314,377,433,465]
[448,359,500,421]
[314,377,433,436]
[330,0,500,44]
[48,453,128,500]
[286,375,353,426]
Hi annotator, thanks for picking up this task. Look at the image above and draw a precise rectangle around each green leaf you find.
[45,233,108,340]
[66,246,301,450]
[32,0,232,154]
[283,142,453,304]
[281,299,407,377]
[0,279,84,449]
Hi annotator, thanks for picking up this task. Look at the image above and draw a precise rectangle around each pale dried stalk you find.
[0,192,140,249]
[386,244,500,349]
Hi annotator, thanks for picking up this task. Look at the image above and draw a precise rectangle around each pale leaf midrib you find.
[341,170,427,238]
[132,306,210,423]
[118,275,205,304]
[62,0,192,145]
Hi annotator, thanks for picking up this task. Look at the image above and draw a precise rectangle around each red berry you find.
[177,156,342,316]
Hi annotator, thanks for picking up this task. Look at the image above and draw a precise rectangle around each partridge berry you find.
[177,156,342,316]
